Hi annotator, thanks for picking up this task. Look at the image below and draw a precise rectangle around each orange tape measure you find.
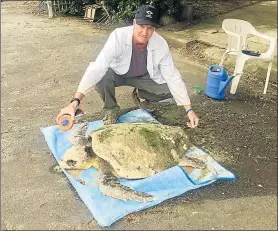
[57,114,74,131]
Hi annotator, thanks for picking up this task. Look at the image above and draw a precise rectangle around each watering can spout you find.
[218,75,234,94]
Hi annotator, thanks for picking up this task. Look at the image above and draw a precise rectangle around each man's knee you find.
[95,69,115,90]
[142,82,171,96]
[135,74,171,95]
[137,88,172,102]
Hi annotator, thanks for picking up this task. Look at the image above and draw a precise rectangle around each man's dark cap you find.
[134,5,159,27]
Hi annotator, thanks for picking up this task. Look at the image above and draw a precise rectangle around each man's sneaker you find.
[158,97,175,105]
[132,88,174,106]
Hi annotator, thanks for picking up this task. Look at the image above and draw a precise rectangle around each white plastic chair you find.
[219,19,277,94]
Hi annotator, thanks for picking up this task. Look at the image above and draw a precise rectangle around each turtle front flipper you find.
[68,122,90,146]
[96,159,155,203]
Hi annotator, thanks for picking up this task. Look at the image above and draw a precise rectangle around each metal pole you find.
[46,1,53,18]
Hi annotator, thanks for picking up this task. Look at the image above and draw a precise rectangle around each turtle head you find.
[59,145,97,170]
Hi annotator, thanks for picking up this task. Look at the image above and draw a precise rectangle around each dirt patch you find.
[161,0,257,31]
[166,38,278,93]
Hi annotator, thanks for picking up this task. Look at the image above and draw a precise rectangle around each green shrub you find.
[96,0,182,23]
[69,0,193,23]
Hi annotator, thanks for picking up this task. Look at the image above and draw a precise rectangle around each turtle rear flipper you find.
[96,159,155,203]
[178,156,206,169]
[97,174,155,203]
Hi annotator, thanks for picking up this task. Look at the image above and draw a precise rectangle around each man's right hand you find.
[56,93,85,124]
[56,102,79,123]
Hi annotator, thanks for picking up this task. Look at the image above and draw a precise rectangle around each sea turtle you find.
[59,122,205,202]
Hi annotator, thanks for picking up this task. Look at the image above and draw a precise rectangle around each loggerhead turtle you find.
[59,122,205,202]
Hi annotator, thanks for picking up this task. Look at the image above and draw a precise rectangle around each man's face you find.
[133,20,155,44]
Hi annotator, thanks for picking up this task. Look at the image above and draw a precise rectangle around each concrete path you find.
[159,1,277,81]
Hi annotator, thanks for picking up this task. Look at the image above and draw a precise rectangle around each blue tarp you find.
[40,109,236,227]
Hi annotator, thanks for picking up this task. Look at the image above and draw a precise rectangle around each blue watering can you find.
[205,65,234,100]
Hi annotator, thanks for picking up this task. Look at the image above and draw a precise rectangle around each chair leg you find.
[46,1,53,18]
[219,52,228,66]
[263,61,273,94]
[230,55,248,94]
[230,73,242,94]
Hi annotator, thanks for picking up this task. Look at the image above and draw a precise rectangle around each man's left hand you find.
[186,110,199,128]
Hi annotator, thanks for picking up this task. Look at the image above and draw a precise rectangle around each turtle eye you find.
[85,146,94,157]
